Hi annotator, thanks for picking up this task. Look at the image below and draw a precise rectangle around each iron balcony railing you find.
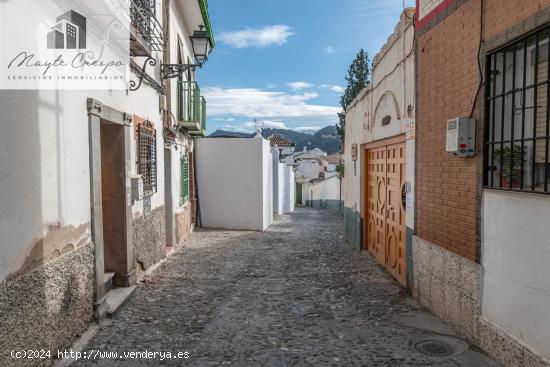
[178,81,206,134]
[130,0,166,54]
[199,96,206,130]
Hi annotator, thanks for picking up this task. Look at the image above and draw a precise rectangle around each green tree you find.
[337,49,370,144]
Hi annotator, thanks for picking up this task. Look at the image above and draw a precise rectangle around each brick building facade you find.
[413,1,550,366]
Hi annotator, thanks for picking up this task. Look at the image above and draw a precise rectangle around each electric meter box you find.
[446,117,475,157]
[131,175,144,201]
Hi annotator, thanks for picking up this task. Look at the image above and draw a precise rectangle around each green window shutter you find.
[181,157,189,203]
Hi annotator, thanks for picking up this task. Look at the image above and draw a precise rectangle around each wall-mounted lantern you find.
[190,25,211,65]
[161,25,212,79]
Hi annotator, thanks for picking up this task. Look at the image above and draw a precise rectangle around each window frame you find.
[138,121,157,196]
[180,155,189,205]
[483,24,550,195]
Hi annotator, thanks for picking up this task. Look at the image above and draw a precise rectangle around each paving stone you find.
[69,208,500,367]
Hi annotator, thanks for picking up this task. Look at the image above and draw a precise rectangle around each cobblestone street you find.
[71,208,500,367]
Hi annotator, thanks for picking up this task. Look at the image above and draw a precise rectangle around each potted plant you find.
[493,145,523,188]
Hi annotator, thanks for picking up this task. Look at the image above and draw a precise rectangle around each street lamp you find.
[161,25,212,79]
[190,25,211,66]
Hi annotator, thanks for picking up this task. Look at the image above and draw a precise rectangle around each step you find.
[105,286,136,316]
[104,272,115,292]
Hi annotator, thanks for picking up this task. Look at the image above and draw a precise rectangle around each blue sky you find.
[197,0,416,134]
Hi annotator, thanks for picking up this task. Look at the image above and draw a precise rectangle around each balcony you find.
[178,81,206,136]
[130,0,166,56]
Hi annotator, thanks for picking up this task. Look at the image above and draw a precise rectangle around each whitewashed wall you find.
[304,175,341,204]
[272,150,284,215]
[482,191,550,359]
[282,165,295,214]
[196,136,273,230]
[0,75,163,281]
[272,149,295,215]
[295,159,321,181]
[262,140,273,227]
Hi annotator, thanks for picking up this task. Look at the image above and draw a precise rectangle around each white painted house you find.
[0,0,215,364]
[342,8,415,287]
[272,148,295,215]
[300,173,342,209]
[294,147,328,181]
[195,133,273,230]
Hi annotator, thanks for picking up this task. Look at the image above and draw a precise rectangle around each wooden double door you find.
[364,138,407,286]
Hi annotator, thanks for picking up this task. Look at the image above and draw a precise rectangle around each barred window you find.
[180,156,189,204]
[138,121,157,196]
[484,25,550,194]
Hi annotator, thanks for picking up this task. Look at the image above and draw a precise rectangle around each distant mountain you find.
[209,130,252,138]
[208,126,341,154]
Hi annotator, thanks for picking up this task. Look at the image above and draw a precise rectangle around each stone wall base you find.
[133,205,166,277]
[305,199,342,210]
[412,236,549,367]
[344,206,362,251]
[0,242,95,367]
[175,204,192,246]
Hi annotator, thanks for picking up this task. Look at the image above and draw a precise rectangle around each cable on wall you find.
[469,0,485,119]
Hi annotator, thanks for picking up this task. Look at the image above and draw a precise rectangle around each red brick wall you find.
[415,0,548,262]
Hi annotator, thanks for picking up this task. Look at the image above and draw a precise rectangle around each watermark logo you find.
[0,0,130,90]
[47,10,87,49]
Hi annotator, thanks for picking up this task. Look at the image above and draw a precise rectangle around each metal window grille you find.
[484,24,550,194]
[130,0,166,52]
[181,157,189,204]
[138,122,157,196]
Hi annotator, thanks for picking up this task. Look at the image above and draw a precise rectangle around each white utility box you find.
[446,117,475,157]
[131,175,144,201]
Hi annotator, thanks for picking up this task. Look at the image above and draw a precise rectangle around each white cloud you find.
[293,126,323,132]
[242,120,289,129]
[202,87,341,123]
[218,25,295,48]
[320,84,345,93]
[220,120,289,132]
[325,46,335,54]
[287,81,314,91]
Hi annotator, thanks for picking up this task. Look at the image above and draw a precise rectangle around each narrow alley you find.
[70,208,499,367]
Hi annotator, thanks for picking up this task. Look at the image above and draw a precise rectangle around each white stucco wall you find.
[196,136,273,230]
[282,166,295,214]
[482,190,550,359]
[273,149,295,215]
[0,0,205,282]
[0,78,163,282]
[304,175,341,203]
[272,150,284,215]
[262,140,273,228]
[296,159,321,181]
